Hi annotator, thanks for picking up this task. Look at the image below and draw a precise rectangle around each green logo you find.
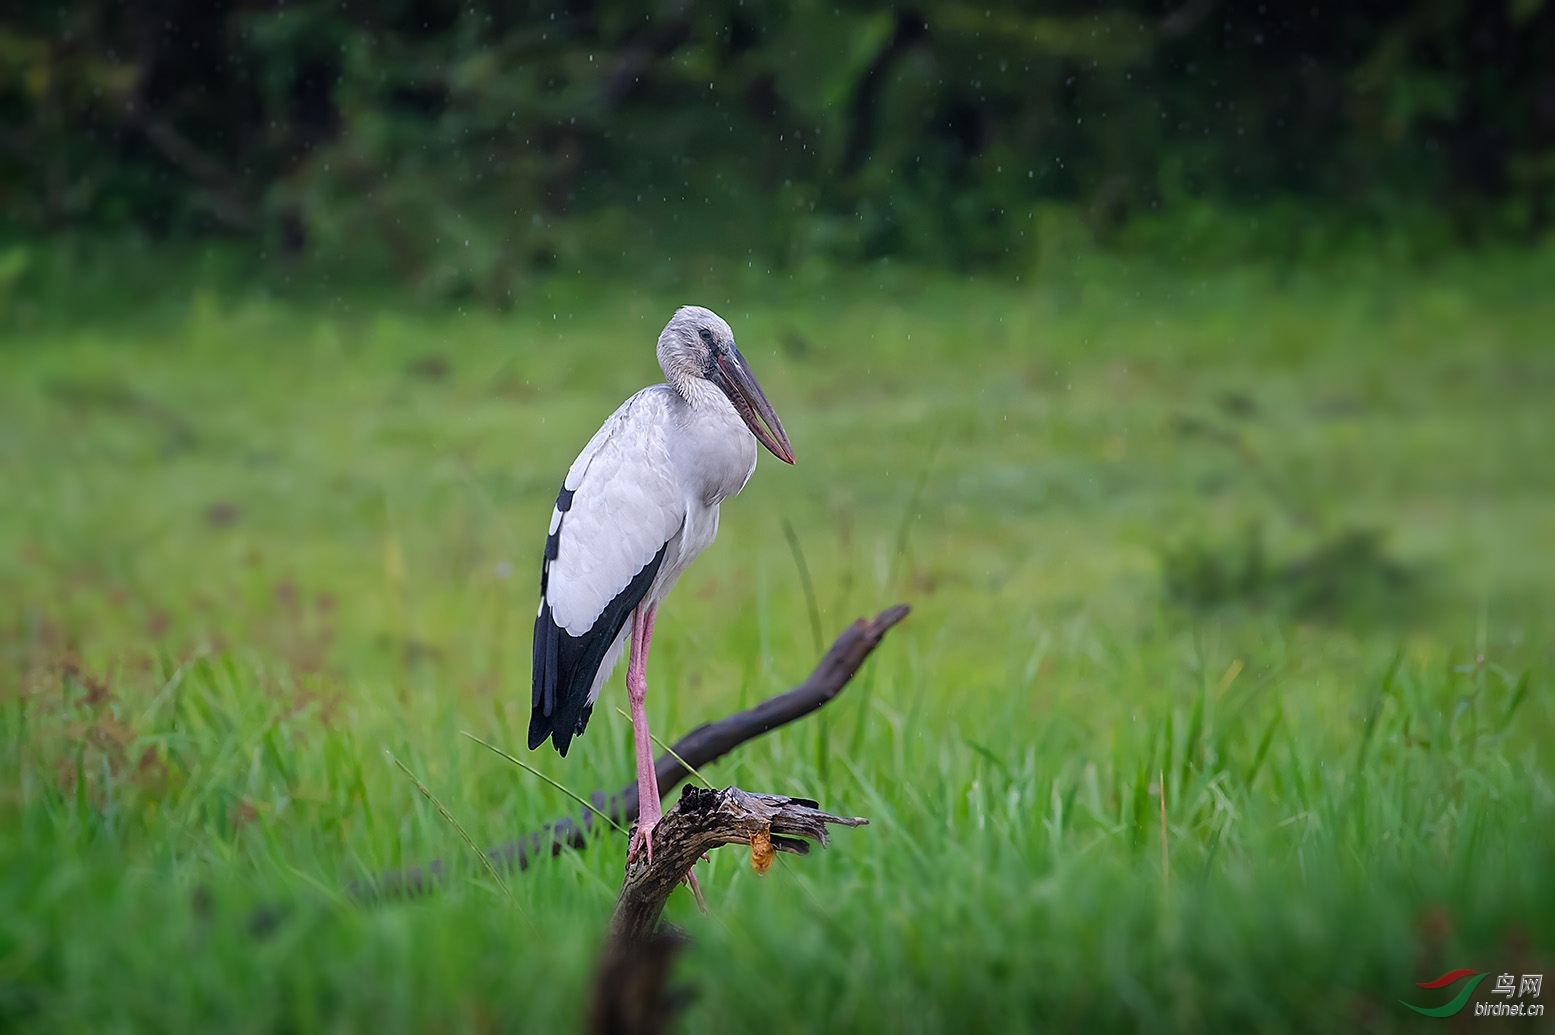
[1402,969,1487,1017]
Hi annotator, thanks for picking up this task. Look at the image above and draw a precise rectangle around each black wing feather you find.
[529,483,669,757]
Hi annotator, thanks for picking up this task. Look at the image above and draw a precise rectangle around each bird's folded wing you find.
[545,387,685,637]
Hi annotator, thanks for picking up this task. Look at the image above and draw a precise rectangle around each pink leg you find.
[625,607,708,905]
[626,604,663,864]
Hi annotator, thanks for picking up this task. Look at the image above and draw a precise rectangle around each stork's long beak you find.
[713,344,796,464]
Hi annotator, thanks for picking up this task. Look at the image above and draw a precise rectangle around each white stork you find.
[529,305,795,864]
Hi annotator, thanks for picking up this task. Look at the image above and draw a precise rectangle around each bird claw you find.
[627,819,706,912]
[684,866,707,912]
[627,817,658,867]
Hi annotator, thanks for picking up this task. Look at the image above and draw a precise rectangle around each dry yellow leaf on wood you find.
[750,825,774,874]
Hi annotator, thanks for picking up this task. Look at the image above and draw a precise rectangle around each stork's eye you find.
[698,327,714,346]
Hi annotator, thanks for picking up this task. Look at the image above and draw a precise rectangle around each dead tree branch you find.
[588,786,866,1034]
[352,603,909,900]
[612,786,867,942]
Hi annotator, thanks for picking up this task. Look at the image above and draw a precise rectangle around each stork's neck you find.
[662,378,760,507]
[672,375,729,412]
[663,366,696,400]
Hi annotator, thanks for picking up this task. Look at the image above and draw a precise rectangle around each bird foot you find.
[627,815,659,867]
[684,866,707,913]
[627,817,707,912]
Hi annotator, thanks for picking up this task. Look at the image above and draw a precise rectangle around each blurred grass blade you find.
[612,706,714,791]
[1497,671,1531,733]
[1245,709,1283,788]
[888,426,943,591]
[780,516,824,657]
[387,751,529,923]
[781,513,829,785]
[460,731,628,837]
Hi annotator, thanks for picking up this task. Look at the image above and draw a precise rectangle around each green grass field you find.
[2,247,1553,1032]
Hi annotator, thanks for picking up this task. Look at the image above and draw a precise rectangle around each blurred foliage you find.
[1160,524,1422,625]
[1155,404,1427,625]
[2,0,1554,297]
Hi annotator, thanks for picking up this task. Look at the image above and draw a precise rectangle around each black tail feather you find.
[529,543,668,756]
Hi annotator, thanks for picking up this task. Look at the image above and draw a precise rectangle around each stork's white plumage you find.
[529,305,794,864]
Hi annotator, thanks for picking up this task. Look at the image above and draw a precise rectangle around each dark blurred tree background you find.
[3,0,1552,299]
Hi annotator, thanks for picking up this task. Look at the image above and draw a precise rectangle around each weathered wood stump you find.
[610,785,867,941]
[589,785,868,1035]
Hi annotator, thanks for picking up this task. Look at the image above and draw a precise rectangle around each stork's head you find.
[658,305,796,464]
